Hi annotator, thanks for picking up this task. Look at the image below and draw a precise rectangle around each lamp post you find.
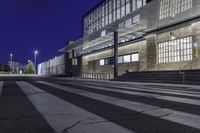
[34,50,38,74]
[10,53,13,74]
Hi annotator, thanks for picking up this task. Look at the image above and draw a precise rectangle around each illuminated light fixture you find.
[194,42,197,47]
[170,32,175,40]
[34,50,38,74]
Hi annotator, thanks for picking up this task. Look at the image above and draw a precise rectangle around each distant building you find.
[37,55,65,76]
[8,61,25,74]
[0,64,10,74]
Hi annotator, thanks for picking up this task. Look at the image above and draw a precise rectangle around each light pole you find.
[34,50,38,74]
[10,53,13,74]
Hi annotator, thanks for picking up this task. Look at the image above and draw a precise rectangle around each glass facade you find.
[84,0,146,35]
[118,14,140,29]
[159,0,193,20]
[158,36,193,64]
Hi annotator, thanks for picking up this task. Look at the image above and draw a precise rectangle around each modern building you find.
[40,0,200,82]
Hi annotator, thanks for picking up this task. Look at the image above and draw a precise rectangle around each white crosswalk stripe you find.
[65,82,200,106]
[37,81,200,130]
[81,82,200,98]
[16,81,134,133]
[0,81,4,96]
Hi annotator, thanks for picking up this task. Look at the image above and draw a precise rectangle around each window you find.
[121,0,126,17]
[100,59,105,66]
[132,14,140,24]
[101,30,106,37]
[159,0,193,20]
[131,53,139,62]
[132,0,136,11]
[125,18,132,27]
[158,36,193,64]
[72,58,78,66]
[118,14,140,29]
[118,56,123,63]
[124,55,131,63]
[119,22,125,29]
[126,0,131,14]
[137,0,143,9]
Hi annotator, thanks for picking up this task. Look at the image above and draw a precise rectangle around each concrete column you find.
[72,50,75,58]
[64,52,69,75]
[72,50,75,77]
[114,31,118,78]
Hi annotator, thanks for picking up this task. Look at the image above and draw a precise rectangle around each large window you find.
[158,36,193,64]
[159,0,192,20]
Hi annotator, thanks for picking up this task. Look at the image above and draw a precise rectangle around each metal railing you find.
[81,73,111,80]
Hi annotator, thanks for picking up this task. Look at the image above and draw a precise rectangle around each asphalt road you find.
[0,76,200,133]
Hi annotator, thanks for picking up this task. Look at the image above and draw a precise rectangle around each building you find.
[38,55,65,76]
[8,61,25,74]
[40,0,200,82]
[0,64,10,74]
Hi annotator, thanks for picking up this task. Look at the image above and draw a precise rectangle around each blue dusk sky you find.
[0,0,101,64]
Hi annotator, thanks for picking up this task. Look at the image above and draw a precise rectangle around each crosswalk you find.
[37,81,200,130]
[59,81,200,106]
[0,80,200,133]
[16,81,133,133]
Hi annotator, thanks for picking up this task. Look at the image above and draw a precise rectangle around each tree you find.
[24,60,35,74]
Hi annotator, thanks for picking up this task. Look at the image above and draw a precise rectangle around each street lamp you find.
[34,50,38,74]
[10,53,13,74]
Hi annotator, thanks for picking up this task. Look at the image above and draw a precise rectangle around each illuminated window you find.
[137,0,143,9]
[101,30,106,37]
[131,53,139,62]
[159,0,193,20]
[124,55,131,63]
[100,59,105,66]
[158,36,193,64]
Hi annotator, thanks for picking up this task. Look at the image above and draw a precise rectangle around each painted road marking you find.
[38,81,200,130]
[17,81,134,133]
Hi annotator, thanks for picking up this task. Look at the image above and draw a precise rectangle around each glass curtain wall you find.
[84,0,146,36]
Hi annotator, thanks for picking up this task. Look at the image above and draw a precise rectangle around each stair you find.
[114,69,200,85]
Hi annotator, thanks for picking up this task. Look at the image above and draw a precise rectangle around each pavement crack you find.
[62,121,82,133]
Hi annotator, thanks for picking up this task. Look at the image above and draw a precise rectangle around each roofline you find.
[82,0,154,19]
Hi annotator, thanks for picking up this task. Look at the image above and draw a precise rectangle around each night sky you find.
[0,0,101,64]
